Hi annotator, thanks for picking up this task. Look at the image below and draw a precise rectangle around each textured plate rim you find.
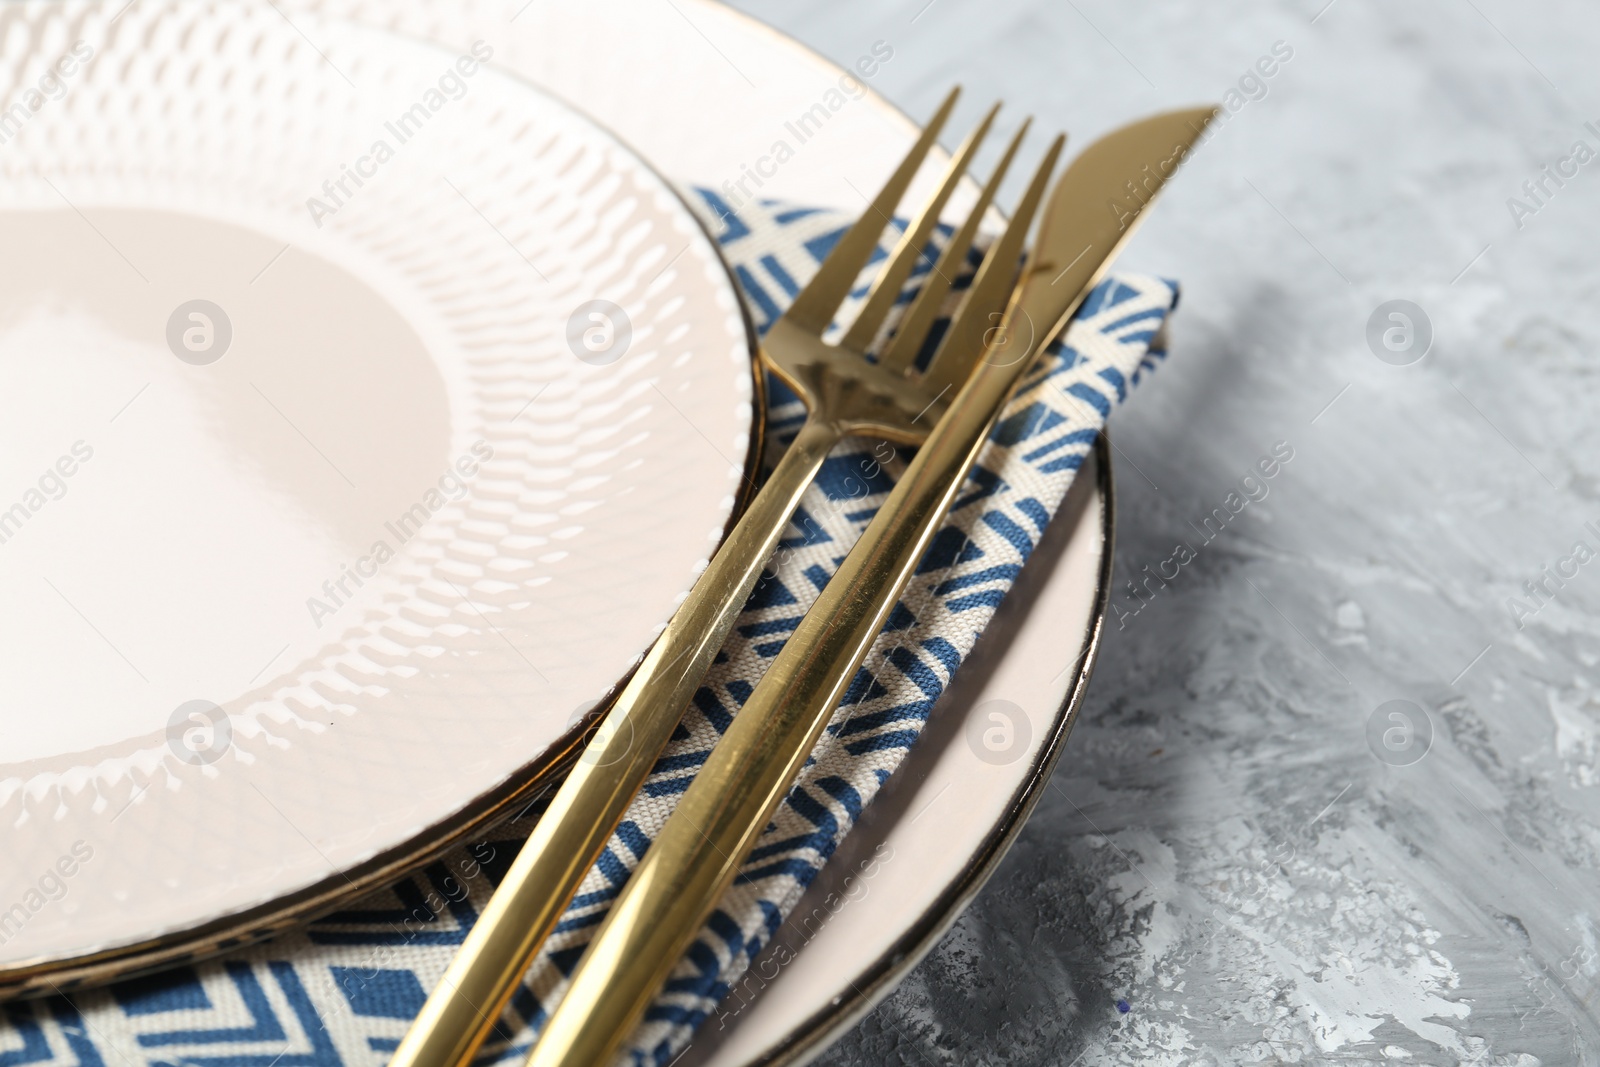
[0,17,767,1001]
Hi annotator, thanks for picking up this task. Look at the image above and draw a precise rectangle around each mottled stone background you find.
[721,0,1600,1063]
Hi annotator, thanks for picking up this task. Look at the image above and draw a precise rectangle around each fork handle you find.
[523,324,1057,1066]
[388,413,841,1067]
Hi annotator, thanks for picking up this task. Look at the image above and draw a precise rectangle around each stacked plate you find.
[0,2,1112,1062]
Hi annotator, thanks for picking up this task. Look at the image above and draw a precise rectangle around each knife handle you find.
[387,414,839,1067]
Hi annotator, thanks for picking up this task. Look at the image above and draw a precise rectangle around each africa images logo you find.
[305,41,495,228]
[0,841,94,946]
[304,441,494,629]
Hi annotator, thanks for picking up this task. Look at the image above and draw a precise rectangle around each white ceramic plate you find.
[280,3,1118,1064]
[2,4,1118,1063]
[0,0,756,978]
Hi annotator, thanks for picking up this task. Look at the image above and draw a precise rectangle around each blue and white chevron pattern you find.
[0,190,1178,1067]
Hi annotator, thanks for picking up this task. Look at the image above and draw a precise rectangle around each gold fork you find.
[390,86,1031,1067]
[523,106,1216,1067]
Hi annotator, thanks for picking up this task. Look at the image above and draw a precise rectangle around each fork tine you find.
[876,115,1029,374]
[782,87,961,336]
[838,103,999,354]
[920,133,1067,402]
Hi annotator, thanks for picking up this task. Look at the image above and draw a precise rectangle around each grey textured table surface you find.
[723,1,1600,1064]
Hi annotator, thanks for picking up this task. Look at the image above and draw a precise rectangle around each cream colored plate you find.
[2,4,1118,1063]
[0,0,754,973]
[286,3,1118,1064]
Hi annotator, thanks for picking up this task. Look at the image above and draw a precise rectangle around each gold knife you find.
[522,105,1217,1067]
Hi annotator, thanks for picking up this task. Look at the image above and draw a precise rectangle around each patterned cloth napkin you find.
[0,191,1178,1067]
